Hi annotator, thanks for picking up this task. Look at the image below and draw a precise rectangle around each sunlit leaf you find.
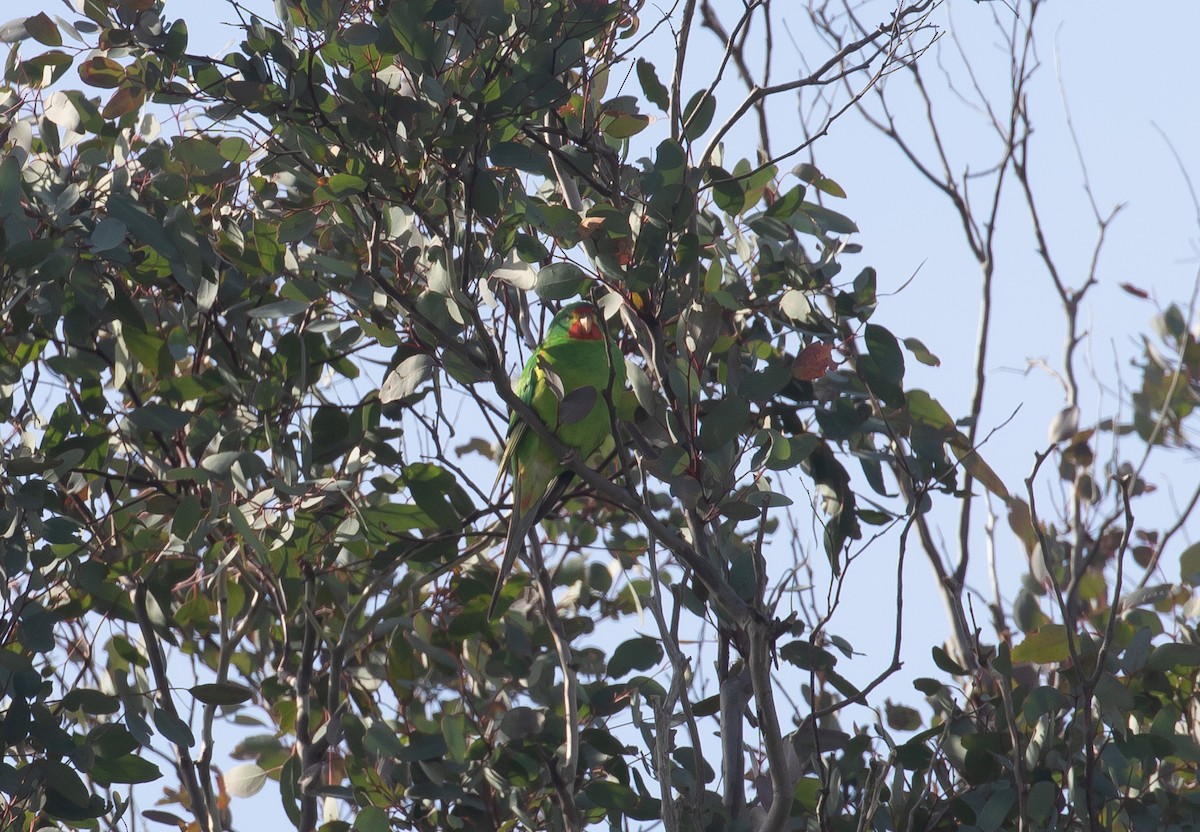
[224,763,267,798]
[1011,625,1070,664]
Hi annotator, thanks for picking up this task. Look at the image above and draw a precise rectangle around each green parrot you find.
[489,301,625,619]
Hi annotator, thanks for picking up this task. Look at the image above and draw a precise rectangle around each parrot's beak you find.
[577,311,594,335]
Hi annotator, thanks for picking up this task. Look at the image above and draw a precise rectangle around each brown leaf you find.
[615,236,634,267]
[102,85,145,120]
[793,342,837,381]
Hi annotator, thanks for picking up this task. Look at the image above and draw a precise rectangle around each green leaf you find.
[865,324,904,385]
[903,336,941,367]
[403,463,470,530]
[794,777,823,812]
[602,112,650,139]
[698,397,751,452]
[709,166,745,215]
[764,433,819,471]
[248,299,308,318]
[170,495,202,541]
[225,763,267,798]
[25,13,62,48]
[811,175,846,199]
[380,354,434,404]
[354,806,390,832]
[1145,642,1200,672]
[1181,542,1200,585]
[608,636,663,678]
[343,22,380,45]
[143,810,189,827]
[799,201,858,235]
[41,762,106,820]
[152,707,195,748]
[440,711,468,763]
[977,788,1016,832]
[905,389,954,431]
[586,779,638,811]
[326,173,366,197]
[19,49,73,88]
[218,136,252,163]
[107,194,188,285]
[89,217,127,251]
[1011,625,1070,664]
[61,688,120,715]
[885,701,922,731]
[490,141,552,175]
[1021,685,1066,722]
[280,753,301,825]
[1093,672,1134,712]
[636,58,669,111]
[535,262,588,301]
[127,404,190,432]
[18,601,55,652]
[654,138,687,178]
[278,211,317,243]
[780,641,836,671]
[221,79,264,106]
[91,723,139,759]
[189,683,254,705]
[931,645,967,675]
[395,730,448,762]
[682,90,716,142]
[950,436,1011,501]
[174,137,225,173]
[1027,781,1057,825]
[744,489,792,509]
[739,358,791,400]
[91,754,162,785]
[4,238,57,269]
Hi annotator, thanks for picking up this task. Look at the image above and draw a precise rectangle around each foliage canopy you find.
[3,1,1200,831]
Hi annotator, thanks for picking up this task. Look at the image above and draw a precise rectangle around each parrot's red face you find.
[567,305,603,341]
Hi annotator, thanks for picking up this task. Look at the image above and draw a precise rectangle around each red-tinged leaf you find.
[102,85,145,120]
[1119,282,1149,299]
[793,342,837,381]
[78,55,125,88]
[25,13,61,47]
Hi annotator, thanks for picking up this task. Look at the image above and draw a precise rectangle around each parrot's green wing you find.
[493,305,581,490]
[488,302,624,619]
[492,351,540,494]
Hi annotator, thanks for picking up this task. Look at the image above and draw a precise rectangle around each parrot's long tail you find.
[487,508,529,620]
[486,470,576,620]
